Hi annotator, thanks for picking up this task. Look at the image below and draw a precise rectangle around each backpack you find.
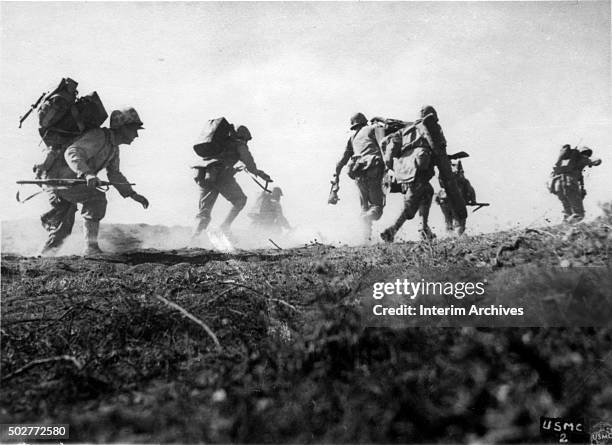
[35,78,108,149]
[193,117,236,158]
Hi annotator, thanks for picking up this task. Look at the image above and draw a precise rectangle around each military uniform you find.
[249,188,290,235]
[551,145,601,222]
[335,114,385,240]
[40,128,137,253]
[380,121,436,242]
[435,163,475,234]
[192,126,269,238]
[419,106,467,225]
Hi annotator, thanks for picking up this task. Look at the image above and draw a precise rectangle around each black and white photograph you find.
[1,1,611,443]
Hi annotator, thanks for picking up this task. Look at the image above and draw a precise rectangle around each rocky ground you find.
[1,208,611,443]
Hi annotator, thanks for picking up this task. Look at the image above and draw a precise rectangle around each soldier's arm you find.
[106,154,136,198]
[414,147,432,170]
[383,133,401,169]
[465,180,476,204]
[335,138,354,176]
[237,143,271,181]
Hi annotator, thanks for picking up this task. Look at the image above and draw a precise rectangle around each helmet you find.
[420,105,438,121]
[580,147,593,157]
[271,187,283,199]
[110,107,144,129]
[350,112,367,130]
[562,144,571,150]
[236,125,252,141]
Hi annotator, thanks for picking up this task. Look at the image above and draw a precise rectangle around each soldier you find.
[419,105,468,229]
[192,125,272,243]
[380,115,436,242]
[249,187,291,236]
[435,161,476,235]
[39,107,150,256]
[550,144,601,223]
[333,112,385,241]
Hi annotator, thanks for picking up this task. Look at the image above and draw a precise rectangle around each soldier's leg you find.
[365,165,384,221]
[439,201,454,232]
[434,153,467,221]
[381,183,421,243]
[355,177,373,240]
[417,183,435,240]
[194,186,220,237]
[218,171,248,232]
[40,192,78,255]
[358,165,385,241]
[80,190,107,255]
[566,181,585,222]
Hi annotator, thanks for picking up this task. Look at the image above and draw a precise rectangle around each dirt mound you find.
[1,214,611,442]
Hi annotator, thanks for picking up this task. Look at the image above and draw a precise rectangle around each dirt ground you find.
[1,212,611,443]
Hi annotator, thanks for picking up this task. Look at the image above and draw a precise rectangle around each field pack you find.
[24,78,108,149]
[193,117,236,158]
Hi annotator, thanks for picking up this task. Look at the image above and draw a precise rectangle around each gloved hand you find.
[130,193,150,209]
[257,170,272,182]
[85,174,101,188]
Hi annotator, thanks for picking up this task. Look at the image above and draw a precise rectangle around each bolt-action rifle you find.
[16,179,136,203]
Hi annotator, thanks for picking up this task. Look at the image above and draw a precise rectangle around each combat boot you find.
[419,226,436,241]
[83,220,104,256]
[39,245,60,257]
[380,227,397,243]
[567,213,584,224]
[454,218,466,236]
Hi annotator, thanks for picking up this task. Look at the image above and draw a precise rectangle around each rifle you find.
[448,151,470,160]
[16,179,136,203]
[467,202,490,213]
[18,92,46,128]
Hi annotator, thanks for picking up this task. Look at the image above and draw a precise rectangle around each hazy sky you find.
[1,1,610,245]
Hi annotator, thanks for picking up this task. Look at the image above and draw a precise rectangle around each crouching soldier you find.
[380,118,436,242]
[550,144,601,223]
[435,160,476,235]
[333,112,385,241]
[39,107,150,256]
[249,187,291,236]
[192,124,272,243]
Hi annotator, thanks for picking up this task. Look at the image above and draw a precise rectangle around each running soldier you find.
[333,112,385,241]
[191,124,272,243]
[550,144,601,223]
[39,107,150,256]
[380,117,436,242]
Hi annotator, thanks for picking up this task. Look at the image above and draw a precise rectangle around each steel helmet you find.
[271,187,283,199]
[350,112,367,130]
[420,105,438,122]
[236,125,252,141]
[110,107,144,129]
[580,147,593,157]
